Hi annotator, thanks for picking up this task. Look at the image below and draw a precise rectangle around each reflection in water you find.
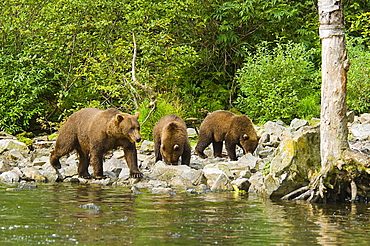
[0,183,370,245]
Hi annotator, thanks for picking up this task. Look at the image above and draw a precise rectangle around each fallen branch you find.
[141,99,157,125]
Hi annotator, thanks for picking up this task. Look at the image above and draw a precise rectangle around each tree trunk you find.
[282,0,370,202]
[319,0,350,168]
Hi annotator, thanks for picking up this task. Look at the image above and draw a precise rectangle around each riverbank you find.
[1,113,370,199]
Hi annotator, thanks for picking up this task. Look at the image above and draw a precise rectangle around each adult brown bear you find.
[195,110,259,161]
[153,114,191,165]
[50,108,142,179]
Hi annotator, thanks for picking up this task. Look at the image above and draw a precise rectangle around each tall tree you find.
[319,0,349,170]
[283,0,370,202]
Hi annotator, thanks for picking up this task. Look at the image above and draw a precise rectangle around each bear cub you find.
[50,108,143,179]
[195,110,259,161]
[153,114,191,165]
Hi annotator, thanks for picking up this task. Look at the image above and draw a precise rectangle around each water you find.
[1,183,370,245]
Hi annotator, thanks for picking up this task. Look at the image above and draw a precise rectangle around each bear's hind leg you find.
[195,134,212,159]
[50,134,76,169]
[76,149,92,179]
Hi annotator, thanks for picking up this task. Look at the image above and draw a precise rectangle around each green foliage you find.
[15,132,35,146]
[347,39,370,114]
[345,1,370,46]
[138,97,185,141]
[0,0,369,134]
[0,51,57,133]
[235,42,320,124]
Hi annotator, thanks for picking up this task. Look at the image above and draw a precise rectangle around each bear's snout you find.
[136,137,142,143]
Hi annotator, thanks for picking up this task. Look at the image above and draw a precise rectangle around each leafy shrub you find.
[0,52,57,134]
[235,41,320,124]
[138,97,185,141]
[347,39,370,114]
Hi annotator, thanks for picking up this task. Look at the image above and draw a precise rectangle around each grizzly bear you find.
[50,108,142,179]
[195,110,259,161]
[153,114,191,165]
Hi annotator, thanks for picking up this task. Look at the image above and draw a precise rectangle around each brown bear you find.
[153,114,191,165]
[195,110,259,161]
[50,108,142,179]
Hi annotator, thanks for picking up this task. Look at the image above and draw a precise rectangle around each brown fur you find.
[153,114,191,165]
[195,110,259,161]
[50,108,142,179]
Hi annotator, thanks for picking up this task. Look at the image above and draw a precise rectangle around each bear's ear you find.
[116,114,125,123]
[167,122,177,131]
[134,112,140,118]
[243,134,249,140]
[173,144,179,150]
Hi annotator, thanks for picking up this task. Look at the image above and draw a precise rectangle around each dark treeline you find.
[0,0,369,135]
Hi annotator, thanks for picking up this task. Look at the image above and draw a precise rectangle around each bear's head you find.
[109,112,141,143]
[239,133,260,154]
[232,115,260,154]
[160,122,185,165]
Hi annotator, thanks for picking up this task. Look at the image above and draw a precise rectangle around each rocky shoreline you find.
[1,113,370,198]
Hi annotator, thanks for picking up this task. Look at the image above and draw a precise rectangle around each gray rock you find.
[347,111,355,123]
[104,158,127,173]
[0,159,12,172]
[187,128,197,138]
[32,156,49,166]
[262,125,321,197]
[21,167,46,182]
[359,113,370,123]
[350,123,370,140]
[140,140,155,153]
[228,153,257,175]
[248,172,265,194]
[259,132,270,144]
[0,171,20,182]
[210,173,232,191]
[0,139,29,155]
[203,163,232,180]
[150,161,192,182]
[40,164,60,182]
[118,167,131,180]
[79,203,101,210]
[6,149,26,161]
[257,146,276,159]
[231,178,251,191]
[152,187,173,194]
[263,121,286,137]
[32,140,54,149]
[290,118,309,131]
[30,149,51,162]
[170,175,194,188]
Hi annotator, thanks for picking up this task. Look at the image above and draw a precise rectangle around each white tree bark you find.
[319,0,350,168]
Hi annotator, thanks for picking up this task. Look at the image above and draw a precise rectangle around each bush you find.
[138,97,185,141]
[235,41,320,124]
[0,52,57,133]
[347,39,370,114]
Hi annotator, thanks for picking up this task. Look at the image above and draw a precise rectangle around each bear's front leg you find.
[154,140,163,162]
[181,145,191,166]
[124,142,143,178]
[225,142,238,161]
[213,141,226,158]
